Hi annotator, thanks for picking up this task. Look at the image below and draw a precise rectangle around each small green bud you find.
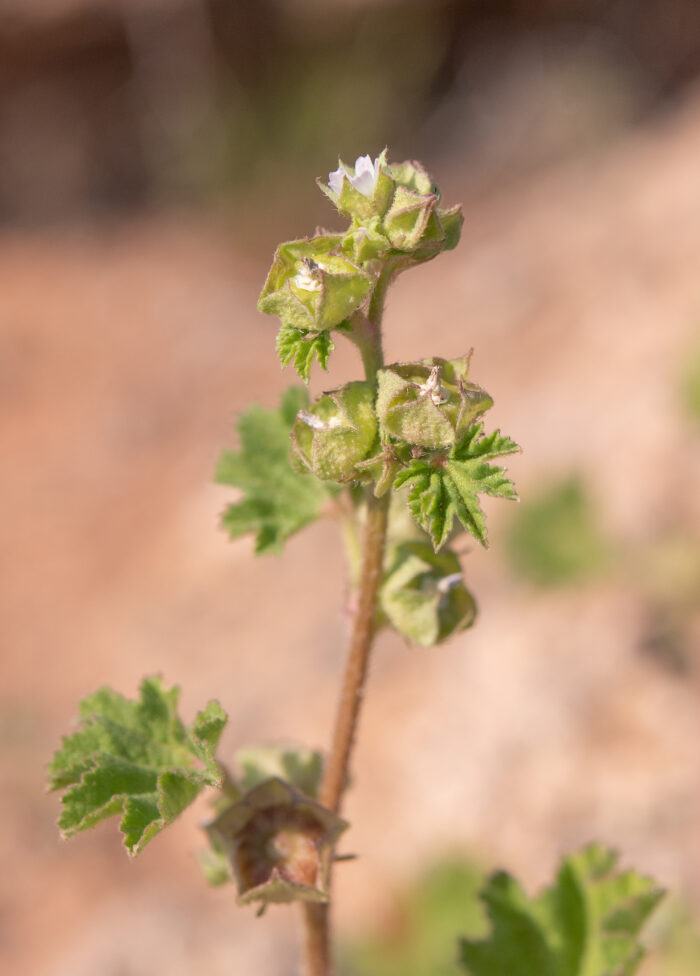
[258,235,373,332]
[376,355,493,449]
[291,381,378,482]
[341,217,391,266]
[383,183,438,252]
[381,542,476,646]
[205,778,348,908]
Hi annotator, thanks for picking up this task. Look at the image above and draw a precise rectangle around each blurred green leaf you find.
[215,386,333,554]
[460,845,663,976]
[505,476,610,586]
[343,858,487,976]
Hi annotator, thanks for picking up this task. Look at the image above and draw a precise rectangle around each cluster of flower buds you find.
[257,152,465,386]
[319,151,463,262]
[252,151,517,644]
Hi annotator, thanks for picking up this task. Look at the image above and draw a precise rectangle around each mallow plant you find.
[48,153,664,976]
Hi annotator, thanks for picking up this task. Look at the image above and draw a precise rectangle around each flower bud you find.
[381,542,477,646]
[258,235,373,332]
[320,151,395,221]
[376,355,493,449]
[206,778,348,907]
[291,381,378,482]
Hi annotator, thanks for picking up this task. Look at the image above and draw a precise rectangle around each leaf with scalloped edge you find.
[48,677,227,856]
[215,386,334,554]
[394,423,519,550]
[460,845,664,976]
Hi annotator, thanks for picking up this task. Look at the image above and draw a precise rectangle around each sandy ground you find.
[2,89,700,975]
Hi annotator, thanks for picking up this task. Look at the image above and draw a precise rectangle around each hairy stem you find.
[302,272,391,976]
[303,903,333,976]
[319,489,390,813]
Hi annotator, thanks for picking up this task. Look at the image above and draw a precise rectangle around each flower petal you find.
[327,166,345,195]
[350,154,377,197]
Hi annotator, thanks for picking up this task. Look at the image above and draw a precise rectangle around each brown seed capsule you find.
[205,778,348,907]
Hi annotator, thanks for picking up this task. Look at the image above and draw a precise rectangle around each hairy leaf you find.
[394,423,519,550]
[460,845,664,976]
[276,324,335,382]
[49,677,227,855]
[215,387,332,554]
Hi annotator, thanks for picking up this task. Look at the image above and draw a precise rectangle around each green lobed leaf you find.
[276,324,335,382]
[460,845,664,976]
[343,857,486,976]
[394,423,520,551]
[215,387,333,554]
[48,677,228,856]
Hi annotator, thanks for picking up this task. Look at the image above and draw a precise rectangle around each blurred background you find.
[2,0,700,973]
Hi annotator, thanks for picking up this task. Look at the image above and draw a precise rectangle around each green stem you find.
[301,271,392,976]
[347,263,394,384]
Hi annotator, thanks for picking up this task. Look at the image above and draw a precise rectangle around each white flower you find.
[328,154,381,198]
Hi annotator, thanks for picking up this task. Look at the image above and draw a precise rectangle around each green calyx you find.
[205,778,348,908]
[258,235,373,333]
[381,541,477,646]
[377,355,493,450]
[291,381,378,482]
